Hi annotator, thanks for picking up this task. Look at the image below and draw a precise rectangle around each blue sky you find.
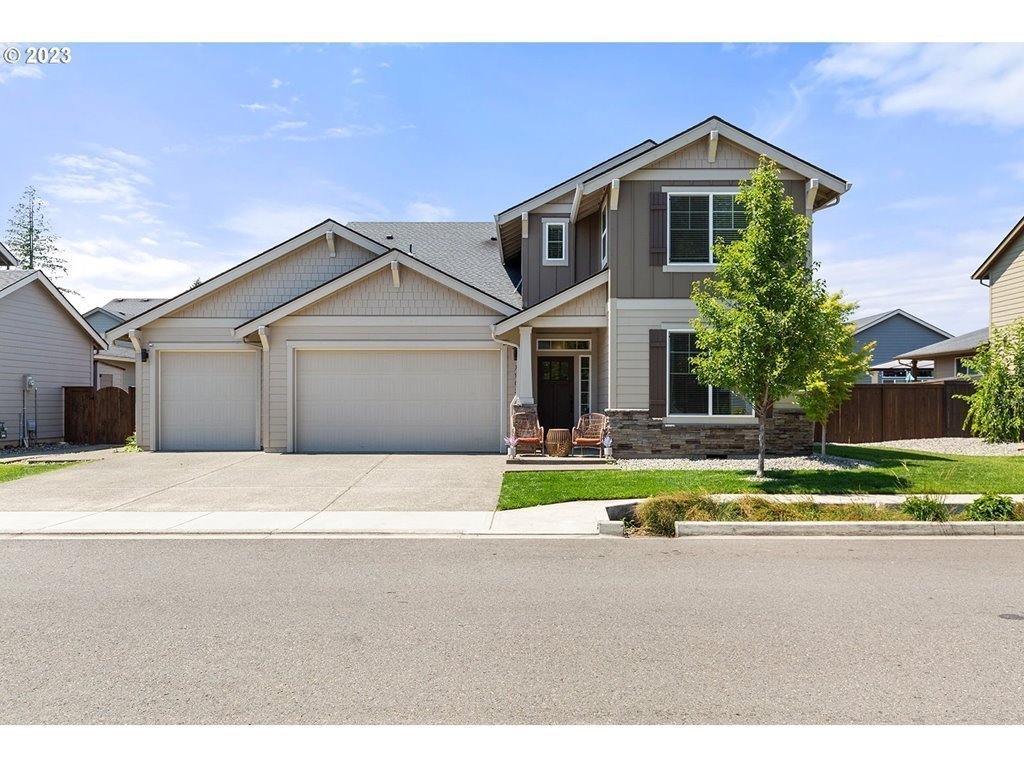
[2,42,1023,334]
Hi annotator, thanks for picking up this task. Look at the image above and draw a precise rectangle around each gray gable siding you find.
[522,209,603,307]
[855,314,950,367]
[0,280,95,442]
[85,311,121,335]
[610,178,806,299]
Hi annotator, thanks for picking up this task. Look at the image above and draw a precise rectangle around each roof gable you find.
[493,270,609,335]
[580,116,849,203]
[852,308,951,339]
[0,241,17,267]
[0,270,105,348]
[105,219,388,339]
[234,249,517,337]
[972,213,1024,281]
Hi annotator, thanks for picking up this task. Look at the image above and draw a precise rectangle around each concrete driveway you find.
[0,452,506,515]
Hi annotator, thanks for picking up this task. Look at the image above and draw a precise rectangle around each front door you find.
[537,357,574,429]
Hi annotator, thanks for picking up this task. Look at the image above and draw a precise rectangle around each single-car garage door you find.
[294,349,501,453]
[158,350,260,451]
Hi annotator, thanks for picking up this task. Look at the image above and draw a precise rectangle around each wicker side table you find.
[546,428,572,458]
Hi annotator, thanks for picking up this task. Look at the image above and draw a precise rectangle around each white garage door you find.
[294,349,501,453]
[158,350,260,451]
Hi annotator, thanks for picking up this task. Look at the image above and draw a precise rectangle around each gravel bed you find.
[842,437,1024,457]
[618,454,874,472]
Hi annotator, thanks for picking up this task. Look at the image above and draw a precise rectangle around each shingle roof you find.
[0,269,35,289]
[345,221,522,308]
[100,297,171,320]
[851,311,890,331]
[897,327,990,360]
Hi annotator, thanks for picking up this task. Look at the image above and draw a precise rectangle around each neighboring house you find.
[0,241,17,268]
[85,298,168,389]
[851,309,952,383]
[895,327,989,380]
[0,270,106,446]
[105,115,849,456]
[895,212,1024,379]
[972,213,1024,328]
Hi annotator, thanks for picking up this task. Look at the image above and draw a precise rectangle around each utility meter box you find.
[23,375,35,391]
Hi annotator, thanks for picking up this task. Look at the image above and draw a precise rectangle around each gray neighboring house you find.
[0,241,17,268]
[852,309,952,382]
[104,115,850,456]
[896,327,989,380]
[0,269,106,446]
[85,298,168,389]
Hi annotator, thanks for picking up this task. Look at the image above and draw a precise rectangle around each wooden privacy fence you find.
[64,386,135,445]
[815,381,974,444]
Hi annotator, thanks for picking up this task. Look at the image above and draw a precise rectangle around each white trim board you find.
[493,270,609,335]
[270,315,504,327]
[234,249,517,337]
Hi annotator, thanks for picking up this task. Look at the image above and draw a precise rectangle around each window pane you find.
[668,196,710,263]
[712,195,747,253]
[668,333,707,414]
[711,387,750,415]
[546,223,565,260]
[580,356,591,414]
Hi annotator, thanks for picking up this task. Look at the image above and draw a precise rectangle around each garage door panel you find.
[295,350,500,453]
[159,351,260,451]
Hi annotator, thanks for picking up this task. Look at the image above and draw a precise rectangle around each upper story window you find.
[543,221,567,266]
[667,192,746,264]
[600,205,608,268]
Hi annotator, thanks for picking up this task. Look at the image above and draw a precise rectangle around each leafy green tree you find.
[691,156,836,477]
[958,319,1024,443]
[795,296,875,456]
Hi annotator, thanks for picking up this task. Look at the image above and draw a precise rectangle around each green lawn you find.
[497,445,1024,510]
[0,462,75,484]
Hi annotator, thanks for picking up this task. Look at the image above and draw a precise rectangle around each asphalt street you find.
[1,538,1023,724]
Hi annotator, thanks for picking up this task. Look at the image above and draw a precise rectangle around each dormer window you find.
[543,220,567,266]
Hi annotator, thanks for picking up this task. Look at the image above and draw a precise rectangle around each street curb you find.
[674,521,1024,536]
[597,520,625,537]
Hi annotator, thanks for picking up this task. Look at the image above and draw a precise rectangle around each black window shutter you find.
[649,328,667,418]
[649,191,667,265]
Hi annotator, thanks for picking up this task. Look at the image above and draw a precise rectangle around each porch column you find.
[517,325,534,405]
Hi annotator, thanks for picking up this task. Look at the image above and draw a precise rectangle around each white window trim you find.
[599,201,608,268]
[579,354,592,419]
[536,338,591,351]
[664,186,741,266]
[542,220,568,266]
[665,329,754,419]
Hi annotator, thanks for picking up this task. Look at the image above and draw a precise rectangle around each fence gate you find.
[64,386,135,444]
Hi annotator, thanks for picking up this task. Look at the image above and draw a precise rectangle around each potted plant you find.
[602,434,613,461]
[504,435,519,460]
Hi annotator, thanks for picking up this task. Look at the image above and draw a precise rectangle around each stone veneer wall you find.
[606,408,813,458]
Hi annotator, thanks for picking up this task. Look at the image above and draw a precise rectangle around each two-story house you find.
[106,116,849,455]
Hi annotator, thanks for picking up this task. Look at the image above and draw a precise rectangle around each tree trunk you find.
[757,412,767,478]
[820,420,827,456]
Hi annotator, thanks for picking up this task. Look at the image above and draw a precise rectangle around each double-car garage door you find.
[293,349,500,453]
[157,348,501,453]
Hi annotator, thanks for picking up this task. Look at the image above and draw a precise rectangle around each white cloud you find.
[0,46,44,84]
[883,195,952,212]
[218,200,383,246]
[814,44,1024,127]
[239,102,288,113]
[269,120,307,132]
[269,78,289,89]
[816,227,996,335]
[37,149,163,225]
[405,202,455,221]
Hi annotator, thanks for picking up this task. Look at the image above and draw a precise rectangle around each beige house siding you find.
[0,280,95,442]
[648,137,758,170]
[989,235,1024,327]
[297,267,496,316]
[96,361,127,390]
[548,283,608,316]
[931,355,958,380]
[169,238,376,319]
[264,323,499,451]
[611,300,697,409]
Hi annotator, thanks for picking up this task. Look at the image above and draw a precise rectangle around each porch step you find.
[506,456,611,467]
